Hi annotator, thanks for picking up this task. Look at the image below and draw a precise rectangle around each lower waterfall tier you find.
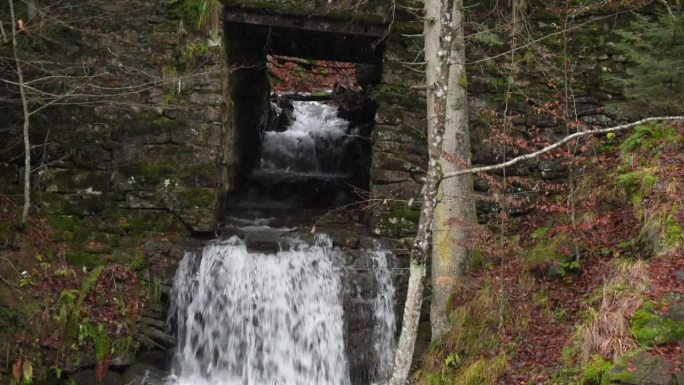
[166,235,395,385]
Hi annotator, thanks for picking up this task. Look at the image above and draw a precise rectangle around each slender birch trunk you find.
[430,0,474,341]
[388,0,449,382]
[8,0,32,225]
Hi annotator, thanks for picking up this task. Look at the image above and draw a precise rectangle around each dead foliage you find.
[576,260,649,363]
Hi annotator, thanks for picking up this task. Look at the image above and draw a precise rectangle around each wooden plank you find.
[224,10,388,37]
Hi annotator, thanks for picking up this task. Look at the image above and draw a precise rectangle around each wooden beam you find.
[224,10,388,37]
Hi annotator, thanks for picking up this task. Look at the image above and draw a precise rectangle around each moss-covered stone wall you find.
[0,0,653,239]
[0,0,229,233]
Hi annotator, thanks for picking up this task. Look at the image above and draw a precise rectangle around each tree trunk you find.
[388,0,448,382]
[8,0,32,225]
[388,153,441,385]
[430,0,474,341]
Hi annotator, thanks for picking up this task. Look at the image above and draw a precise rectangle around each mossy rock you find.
[631,300,684,347]
[65,250,105,269]
[37,193,109,216]
[41,168,110,194]
[602,352,673,385]
[372,205,420,237]
[526,231,579,267]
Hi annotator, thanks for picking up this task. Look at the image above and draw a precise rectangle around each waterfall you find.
[166,235,396,385]
[259,101,354,176]
[369,249,396,384]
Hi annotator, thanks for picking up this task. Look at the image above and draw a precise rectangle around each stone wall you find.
[0,0,641,239]
[0,1,233,236]
[368,1,644,240]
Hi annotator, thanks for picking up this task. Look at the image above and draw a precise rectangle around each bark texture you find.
[430,0,475,341]
[8,0,31,225]
[388,0,451,382]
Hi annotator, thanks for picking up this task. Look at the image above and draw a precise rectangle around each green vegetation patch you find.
[417,286,508,385]
[615,169,657,206]
[620,123,679,159]
[631,299,684,347]
[526,231,577,267]
[582,354,612,385]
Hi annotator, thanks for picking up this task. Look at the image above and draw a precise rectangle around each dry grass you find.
[576,259,649,363]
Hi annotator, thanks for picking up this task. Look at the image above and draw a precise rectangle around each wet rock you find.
[70,369,121,385]
[135,350,168,371]
[140,326,176,349]
[110,351,136,367]
[121,364,166,385]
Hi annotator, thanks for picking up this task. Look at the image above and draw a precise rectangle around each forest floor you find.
[416,122,684,385]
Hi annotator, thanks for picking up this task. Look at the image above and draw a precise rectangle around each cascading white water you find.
[368,248,396,384]
[259,101,352,175]
[167,235,396,385]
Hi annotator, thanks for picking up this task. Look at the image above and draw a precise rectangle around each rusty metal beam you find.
[224,10,388,37]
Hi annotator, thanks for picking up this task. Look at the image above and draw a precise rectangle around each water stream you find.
[259,101,354,176]
[166,99,393,385]
[166,235,395,385]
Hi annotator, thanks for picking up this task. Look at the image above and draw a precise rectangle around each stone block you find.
[70,143,112,169]
[372,180,422,200]
[372,151,426,172]
[163,187,217,232]
[111,114,175,144]
[37,193,109,216]
[370,169,413,184]
[371,205,420,237]
[189,92,223,106]
[41,168,110,194]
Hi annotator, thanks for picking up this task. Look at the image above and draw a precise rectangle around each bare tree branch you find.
[443,116,684,179]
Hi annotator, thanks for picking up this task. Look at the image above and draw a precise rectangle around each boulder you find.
[121,364,166,385]
[69,369,121,385]
[603,352,673,385]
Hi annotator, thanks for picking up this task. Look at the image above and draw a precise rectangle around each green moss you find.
[530,225,549,239]
[640,209,683,256]
[468,248,486,270]
[65,250,103,269]
[620,123,678,157]
[664,214,683,248]
[582,355,612,385]
[0,306,22,333]
[0,219,13,244]
[374,205,420,237]
[420,286,507,385]
[615,169,657,206]
[172,187,215,209]
[455,353,508,385]
[46,215,79,232]
[171,0,222,32]
[458,71,469,88]
[526,231,574,267]
[129,250,146,271]
[120,162,178,187]
[631,300,684,346]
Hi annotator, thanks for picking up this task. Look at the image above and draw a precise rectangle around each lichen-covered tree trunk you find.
[430,0,474,341]
[388,0,449,383]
